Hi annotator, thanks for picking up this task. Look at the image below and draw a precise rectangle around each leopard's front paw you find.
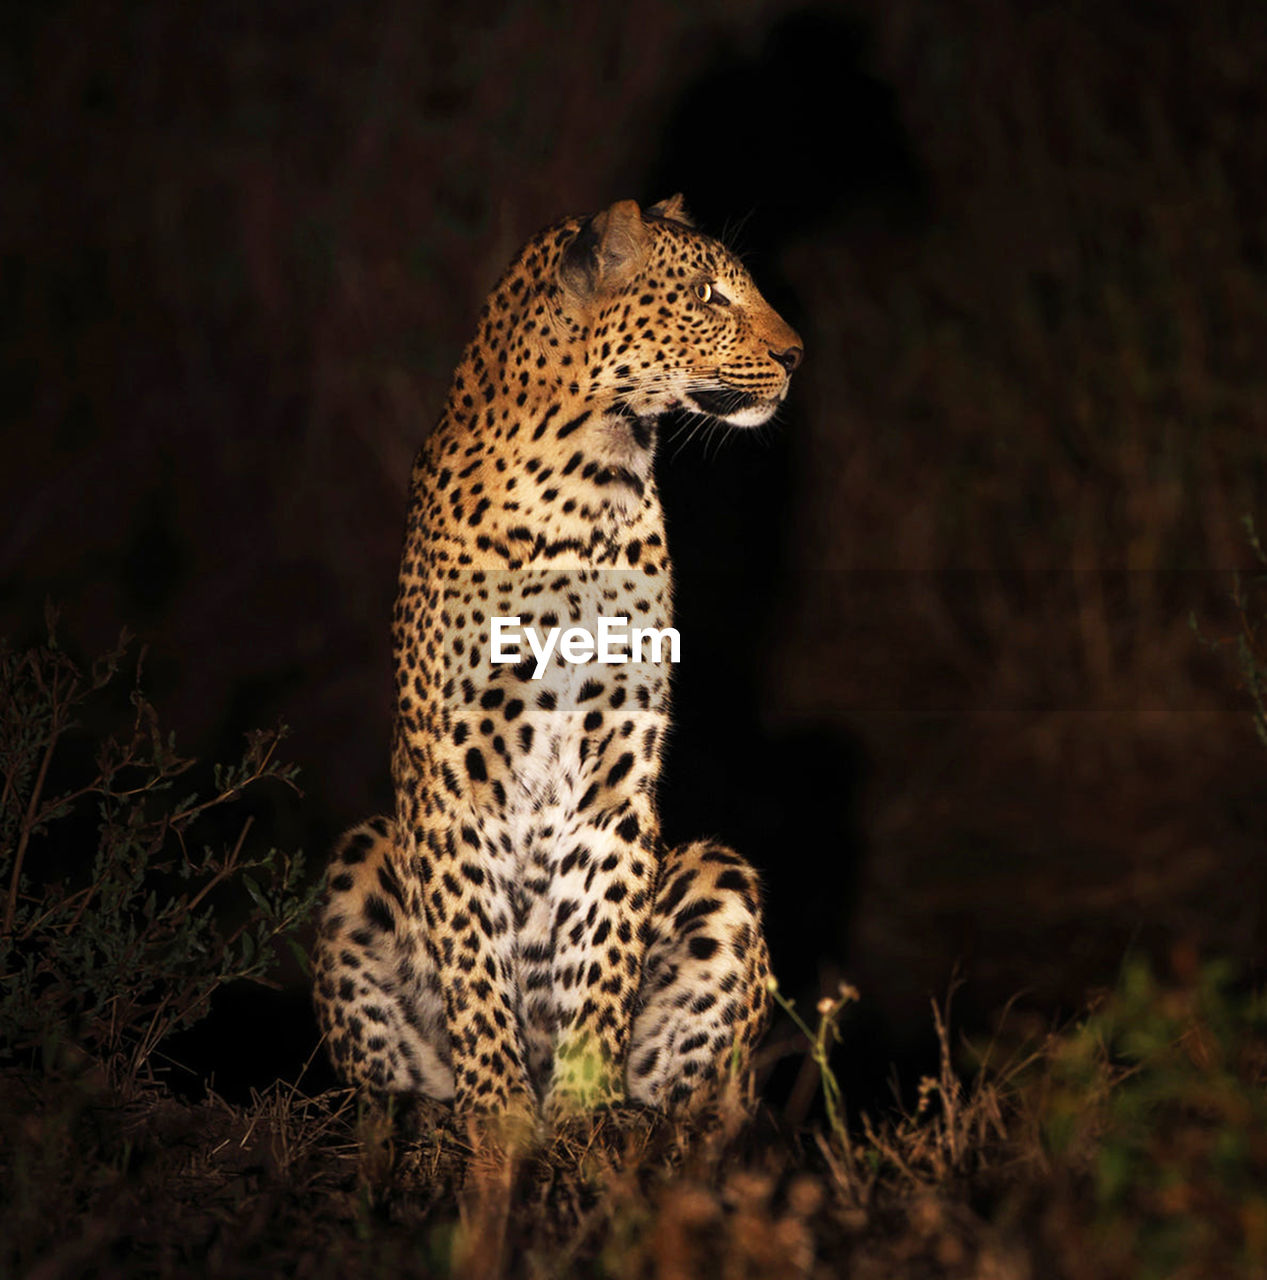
[543,1035,625,1124]
[457,1085,540,1152]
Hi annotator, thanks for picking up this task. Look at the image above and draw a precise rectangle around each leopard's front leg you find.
[404,801,536,1123]
[544,779,659,1119]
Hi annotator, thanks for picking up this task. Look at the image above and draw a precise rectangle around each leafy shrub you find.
[1025,956,1267,1278]
[0,609,321,1087]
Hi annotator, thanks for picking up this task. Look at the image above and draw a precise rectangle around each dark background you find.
[4,0,1266,1108]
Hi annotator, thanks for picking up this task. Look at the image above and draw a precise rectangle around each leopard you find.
[312,195,802,1127]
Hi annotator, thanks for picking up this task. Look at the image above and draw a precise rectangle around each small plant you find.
[770,974,1012,1204]
[859,990,1011,1191]
[0,607,321,1087]
[767,975,858,1153]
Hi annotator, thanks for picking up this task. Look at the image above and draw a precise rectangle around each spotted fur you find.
[313,197,801,1122]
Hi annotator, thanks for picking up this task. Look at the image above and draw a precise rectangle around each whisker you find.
[670,413,714,461]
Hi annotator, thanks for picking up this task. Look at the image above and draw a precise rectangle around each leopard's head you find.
[557,197,803,428]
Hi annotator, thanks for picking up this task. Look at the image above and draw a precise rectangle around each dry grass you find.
[5,958,1266,1278]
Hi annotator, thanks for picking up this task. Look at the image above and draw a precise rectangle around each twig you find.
[4,666,75,934]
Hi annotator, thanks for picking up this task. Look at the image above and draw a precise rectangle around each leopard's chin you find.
[686,387,781,428]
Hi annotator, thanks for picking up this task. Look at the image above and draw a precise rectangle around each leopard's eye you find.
[694,281,712,303]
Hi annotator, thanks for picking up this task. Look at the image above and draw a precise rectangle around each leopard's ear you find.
[560,199,649,300]
[647,194,693,227]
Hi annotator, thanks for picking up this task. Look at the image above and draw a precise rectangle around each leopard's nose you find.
[769,344,803,373]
